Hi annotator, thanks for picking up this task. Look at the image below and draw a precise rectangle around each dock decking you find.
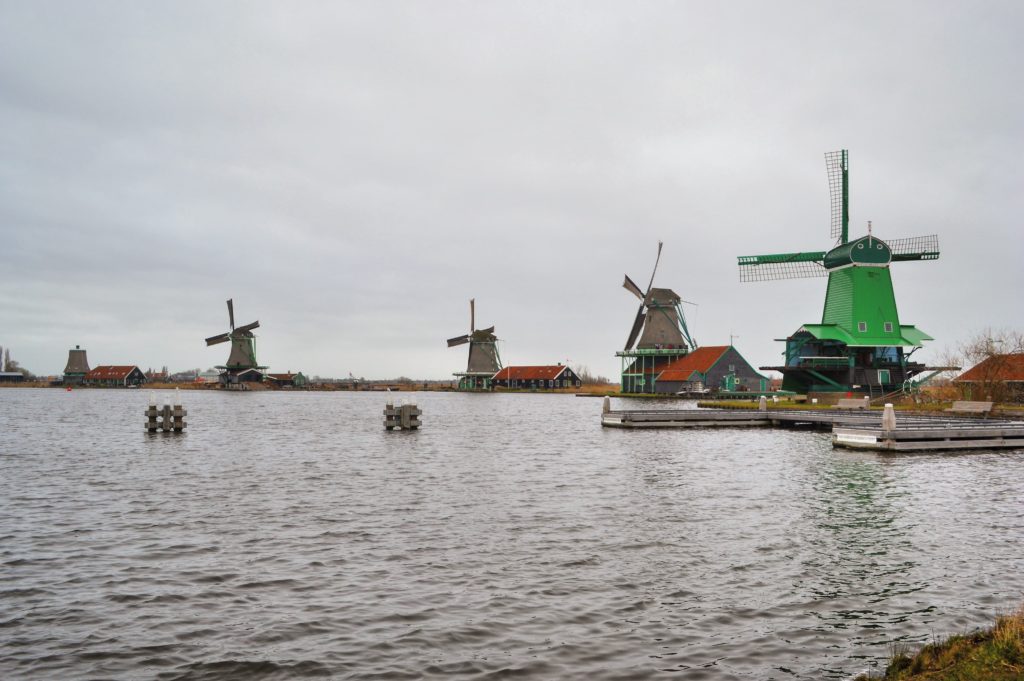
[601,406,1024,452]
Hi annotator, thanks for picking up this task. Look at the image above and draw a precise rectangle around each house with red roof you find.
[492,365,582,390]
[954,353,1024,402]
[653,345,768,395]
[84,365,146,387]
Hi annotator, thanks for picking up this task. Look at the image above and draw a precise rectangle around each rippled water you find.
[1,389,1022,680]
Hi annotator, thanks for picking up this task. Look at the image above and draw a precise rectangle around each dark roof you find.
[86,365,141,380]
[956,354,1024,382]
[493,366,568,381]
[267,373,296,381]
[657,346,731,382]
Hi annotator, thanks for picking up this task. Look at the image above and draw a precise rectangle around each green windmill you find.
[737,150,940,398]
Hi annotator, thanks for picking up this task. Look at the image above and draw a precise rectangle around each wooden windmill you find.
[617,242,696,393]
[737,149,941,397]
[205,299,267,386]
[446,299,502,391]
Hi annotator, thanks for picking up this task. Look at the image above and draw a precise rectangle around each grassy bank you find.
[856,608,1024,680]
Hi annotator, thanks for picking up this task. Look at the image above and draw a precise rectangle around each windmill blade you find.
[447,334,470,347]
[205,332,231,346]
[644,241,664,295]
[623,275,645,300]
[475,325,495,336]
[226,299,235,330]
[234,320,260,334]
[737,251,828,282]
[887,234,940,261]
[470,298,475,332]
[624,306,646,351]
[825,149,848,243]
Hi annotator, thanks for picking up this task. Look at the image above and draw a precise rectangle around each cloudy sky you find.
[2,1,1021,379]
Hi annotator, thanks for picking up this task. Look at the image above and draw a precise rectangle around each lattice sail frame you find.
[825,150,848,243]
[737,254,828,282]
[888,234,940,260]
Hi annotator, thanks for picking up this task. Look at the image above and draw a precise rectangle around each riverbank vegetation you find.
[856,607,1024,680]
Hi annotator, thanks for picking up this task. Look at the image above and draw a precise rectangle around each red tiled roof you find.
[657,346,731,382]
[86,365,140,380]
[493,365,568,381]
[956,354,1024,382]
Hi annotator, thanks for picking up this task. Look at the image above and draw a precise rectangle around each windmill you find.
[205,299,267,386]
[617,242,696,393]
[737,149,941,396]
[446,298,502,391]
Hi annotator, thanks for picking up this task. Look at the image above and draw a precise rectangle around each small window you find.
[857,322,867,333]
[884,322,894,333]
[729,364,735,372]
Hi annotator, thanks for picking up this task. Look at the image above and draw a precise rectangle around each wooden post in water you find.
[384,399,422,431]
[603,396,611,415]
[145,393,159,432]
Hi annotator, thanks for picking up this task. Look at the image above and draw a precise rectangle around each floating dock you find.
[601,403,1024,452]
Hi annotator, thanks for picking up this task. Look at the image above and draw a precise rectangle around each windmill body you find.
[447,299,502,391]
[617,243,697,393]
[738,150,940,397]
[205,299,267,386]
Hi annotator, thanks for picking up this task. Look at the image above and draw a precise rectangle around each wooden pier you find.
[600,398,1024,452]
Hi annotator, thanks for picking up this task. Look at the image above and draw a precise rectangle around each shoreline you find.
[855,606,1023,680]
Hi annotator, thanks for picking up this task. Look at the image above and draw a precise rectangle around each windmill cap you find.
[823,235,891,269]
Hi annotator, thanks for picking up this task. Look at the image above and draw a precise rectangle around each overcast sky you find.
[2,1,1022,380]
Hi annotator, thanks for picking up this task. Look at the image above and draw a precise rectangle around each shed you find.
[267,372,309,388]
[0,371,25,383]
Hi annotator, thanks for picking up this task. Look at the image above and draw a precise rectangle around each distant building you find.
[0,371,25,383]
[654,346,768,395]
[267,372,309,388]
[195,369,222,383]
[492,365,582,390]
[63,345,91,385]
[955,353,1024,402]
[85,365,146,387]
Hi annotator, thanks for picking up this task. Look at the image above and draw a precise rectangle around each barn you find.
[492,365,582,390]
[85,365,147,387]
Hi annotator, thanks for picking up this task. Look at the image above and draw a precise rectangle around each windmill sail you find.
[888,234,940,261]
[623,275,645,300]
[447,334,470,347]
[737,252,828,282]
[826,149,848,244]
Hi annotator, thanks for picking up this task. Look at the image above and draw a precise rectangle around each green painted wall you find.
[821,266,902,341]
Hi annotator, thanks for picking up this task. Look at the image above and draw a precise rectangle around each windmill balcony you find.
[792,356,850,369]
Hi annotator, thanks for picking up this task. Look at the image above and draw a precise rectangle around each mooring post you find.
[882,403,897,433]
[759,396,767,412]
[171,388,187,432]
[864,395,871,409]
[602,396,611,415]
[145,392,159,432]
